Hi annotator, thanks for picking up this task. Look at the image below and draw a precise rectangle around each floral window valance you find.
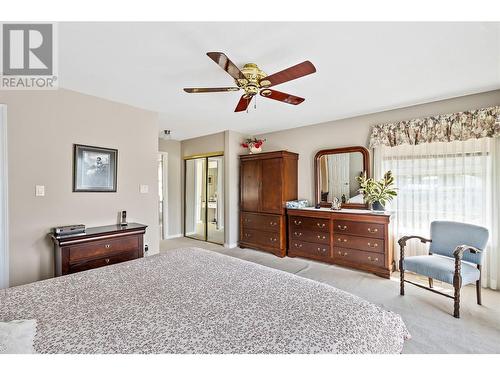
[368,105,500,148]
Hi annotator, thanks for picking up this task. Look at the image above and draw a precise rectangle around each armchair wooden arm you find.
[453,245,482,260]
[398,235,432,259]
[398,235,431,297]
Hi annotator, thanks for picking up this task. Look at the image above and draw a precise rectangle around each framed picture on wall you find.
[73,144,118,192]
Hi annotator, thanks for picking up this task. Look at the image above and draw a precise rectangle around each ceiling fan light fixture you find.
[260,80,271,88]
[183,52,316,112]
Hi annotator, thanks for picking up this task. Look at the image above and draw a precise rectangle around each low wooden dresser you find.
[50,223,147,276]
[287,208,393,278]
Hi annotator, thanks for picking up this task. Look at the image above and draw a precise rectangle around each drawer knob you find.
[317,235,326,240]
[294,232,303,237]
[337,251,348,256]
[294,243,303,248]
[105,244,111,249]
[337,225,348,231]
[367,242,378,248]
[316,223,326,228]
[317,247,327,253]
[105,258,110,264]
[269,221,277,226]
[337,238,347,243]
[294,220,302,225]
[367,228,378,233]
[367,256,379,262]
[244,218,251,223]
[270,237,277,242]
[244,233,251,238]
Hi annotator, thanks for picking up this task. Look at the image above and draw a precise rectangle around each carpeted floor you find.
[160,237,500,354]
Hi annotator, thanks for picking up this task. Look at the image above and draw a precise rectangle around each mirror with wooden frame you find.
[314,146,370,209]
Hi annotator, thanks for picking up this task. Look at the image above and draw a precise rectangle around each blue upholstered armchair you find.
[398,221,489,318]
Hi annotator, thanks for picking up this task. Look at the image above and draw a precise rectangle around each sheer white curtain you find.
[374,138,500,289]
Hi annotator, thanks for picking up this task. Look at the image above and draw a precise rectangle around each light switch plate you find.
[35,185,45,197]
[140,184,149,194]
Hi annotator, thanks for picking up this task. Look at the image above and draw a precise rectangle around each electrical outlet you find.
[35,185,45,197]
[140,184,149,194]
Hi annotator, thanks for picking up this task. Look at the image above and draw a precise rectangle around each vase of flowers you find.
[356,171,397,211]
[241,138,266,154]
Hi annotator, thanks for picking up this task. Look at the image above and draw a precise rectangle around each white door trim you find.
[160,152,168,240]
[0,104,9,289]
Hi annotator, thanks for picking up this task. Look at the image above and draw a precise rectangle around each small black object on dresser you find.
[50,223,147,276]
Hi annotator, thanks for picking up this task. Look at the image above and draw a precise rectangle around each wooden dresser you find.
[239,151,298,257]
[51,223,147,276]
[287,208,393,278]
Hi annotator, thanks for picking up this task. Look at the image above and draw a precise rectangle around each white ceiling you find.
[59,22,500,140]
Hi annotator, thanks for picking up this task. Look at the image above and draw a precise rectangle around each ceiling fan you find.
[183,52,316,112]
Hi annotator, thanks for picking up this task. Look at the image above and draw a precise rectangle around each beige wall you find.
[0,89,160,287]
[181,132,225,158]
[258,90,500,203]
[158,139,182,238]
[224,130,249,247]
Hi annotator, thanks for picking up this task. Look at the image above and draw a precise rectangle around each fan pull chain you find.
[254,95,257,109]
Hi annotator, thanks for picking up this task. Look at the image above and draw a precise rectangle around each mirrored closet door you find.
[184,153,224,244]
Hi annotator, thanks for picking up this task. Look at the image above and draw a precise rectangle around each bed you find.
[0,247,409,353]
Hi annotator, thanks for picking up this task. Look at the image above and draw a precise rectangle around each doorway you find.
[184,153,224,244]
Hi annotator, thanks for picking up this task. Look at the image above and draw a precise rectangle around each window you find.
[374,138,498,288]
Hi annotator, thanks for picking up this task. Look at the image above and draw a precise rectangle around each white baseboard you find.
[224,242,238,249]
[165,233,183,239]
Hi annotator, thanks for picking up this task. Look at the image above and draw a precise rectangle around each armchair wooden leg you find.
[453,287,460,318]
[400,267,405,296]
[476,281,482,305]
[428,278,433,288]
[476,265,482,305]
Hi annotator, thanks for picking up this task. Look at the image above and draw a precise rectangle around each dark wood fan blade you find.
[183,87,239,93]
[261,61,316,88]
[235,95,253,112]
[260,89,305,105]
[207,52,246,80]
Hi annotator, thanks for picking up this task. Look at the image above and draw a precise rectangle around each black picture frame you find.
[73,144,118,192]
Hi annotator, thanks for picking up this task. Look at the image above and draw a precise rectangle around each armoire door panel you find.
[241,159,261,212]
[260,158,283,214]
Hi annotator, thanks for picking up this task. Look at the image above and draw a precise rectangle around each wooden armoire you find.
[239,151,298,257]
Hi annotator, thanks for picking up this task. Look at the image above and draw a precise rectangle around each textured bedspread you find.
[0,247,409,353]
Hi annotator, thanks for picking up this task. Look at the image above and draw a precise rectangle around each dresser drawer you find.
[334,234,384,253]
[241,212,281,233]
[289,216,329,232]
[69,249,138,273]
[289,240,330,261]
[333,247,384,268]
[69,236,140,262]
[333,220,384,239]
[241,228,281,249]
[289,229,329,244]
